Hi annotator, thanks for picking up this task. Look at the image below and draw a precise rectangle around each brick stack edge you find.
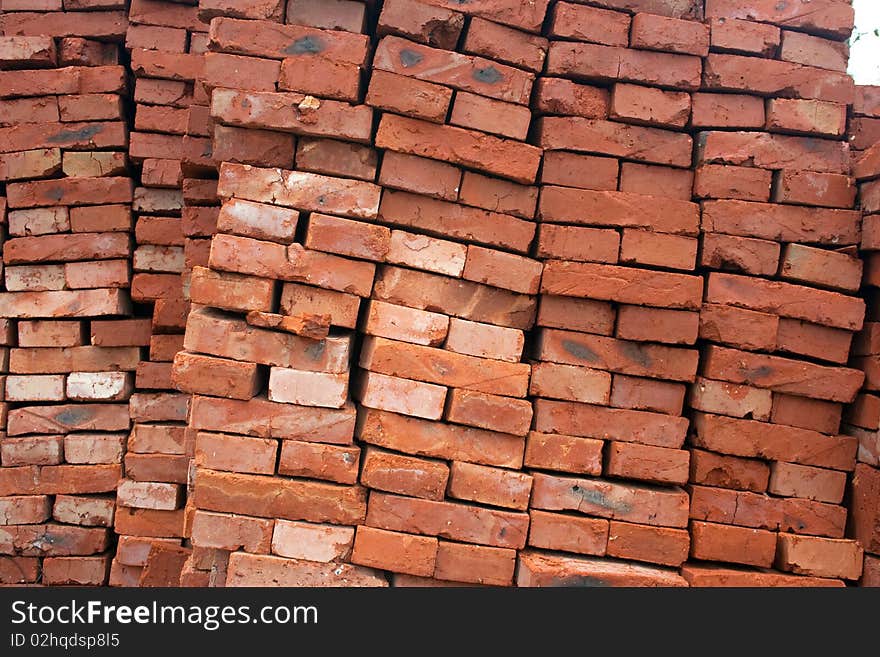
[1,0,879,588]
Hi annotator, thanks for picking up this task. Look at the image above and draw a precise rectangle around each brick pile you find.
[109,0,208,588]
[0,9,133,586]
[2,0,880,588]
[847,99,880,587]
[519,0,703,587]
[681,2,865,587]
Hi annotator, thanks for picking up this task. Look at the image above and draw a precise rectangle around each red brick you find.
[533,77,610,119]
[541,152,619,191]
[528,509,608,557]
[379,191,534,254]
[1,524,109,557]
[117,481,182,511]
[703,53,854,104]
[709,17,780,56]
[523,431,603,476]
[360,447,449,501]
[194,432,277,476]
[378,0,461,46]
[365,70,452,124]
[190,511,273,554]
[704,0,854,40]
[536,327,698,383]
[517,551,687,587]
[7,403,129,436]
[769,462,846,504]
[691,93,766,129]
[540,186,699,235]
[114,507,184,539]
[630,12,709,56]
[776,534,862,580]
[692,412,857,471]
[414,0,550,33]
[708,272,863,330]
[211,88,373,143]
[189,394,355,444]
[447,461,532,510]
[0,496,51,525]
[189,266,276,314]
[703,345,864,403]
[688,377,772,421]
[376,114,540,185]
[776,319,852,366]
[379,152,460,202]
[536,224,619,264]
[374,35,533,106]
[610,375,686,416]
[547,41,702,91]
[549,2,629,46]
[278,440,360,485]
[779,243,861,293]
[361,336,530,397]
[774,170,856,209]
[766,98,847,137]
[690,520,777,567]
[605,442,689,485]
[7,177,132,210]
[530,362,611,405]
[699,303,779,350]
[681,563,842,587]
[531,472,689,528]
[610,83,690,129]
[225,552,386,587]
[296,138,377,182]
[462,16,546,73]
[356,371,446,421]
[270,519,354,562]
[618,162,693,200]
[607,521,690,567]
[280,283,360,330]
[434,541,515,586]
[536,117,692,168]
[365,492,528,549]
[304,213,390,262]
[698,131,851,175]
[184,309,351,374]
[694,164,772,201]
[195,468,366,525]
[352,526,437,577]
[450,92,531,141]
[619,230,697,270]
[356,408,524,469]
[213,124,295,170]
[689,449,770,492]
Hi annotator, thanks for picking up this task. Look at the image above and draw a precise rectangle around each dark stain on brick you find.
[620,341,651,368]
[55,407,93,426]
[46,187,65,201]
[562,339,599,363]
[47,124,102,144]
[399,49,423,68]
[571,484,632,514]
[473,66,502,84]
[285,36,324,55]
[304,340,326,361]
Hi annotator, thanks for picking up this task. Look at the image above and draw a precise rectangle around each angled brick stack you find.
[168,0,386,587]
[520,0,703,587]
[1,12,133,586]
[2,0,879,589]
[351,0,545,587]
[109,0,209,587]
[684,0,865,586]
[847,100,880,586]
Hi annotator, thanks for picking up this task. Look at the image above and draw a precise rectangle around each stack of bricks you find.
[847,98,880,587]
[516,0,705,587]
[169,0,388,587]
[3,0,880,589]
[0,10,133,586]
[684,1,865,586]
[109,0,208,588]
[352,0,548,587]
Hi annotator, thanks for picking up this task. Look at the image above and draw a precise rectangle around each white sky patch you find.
[850,0,880,85]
